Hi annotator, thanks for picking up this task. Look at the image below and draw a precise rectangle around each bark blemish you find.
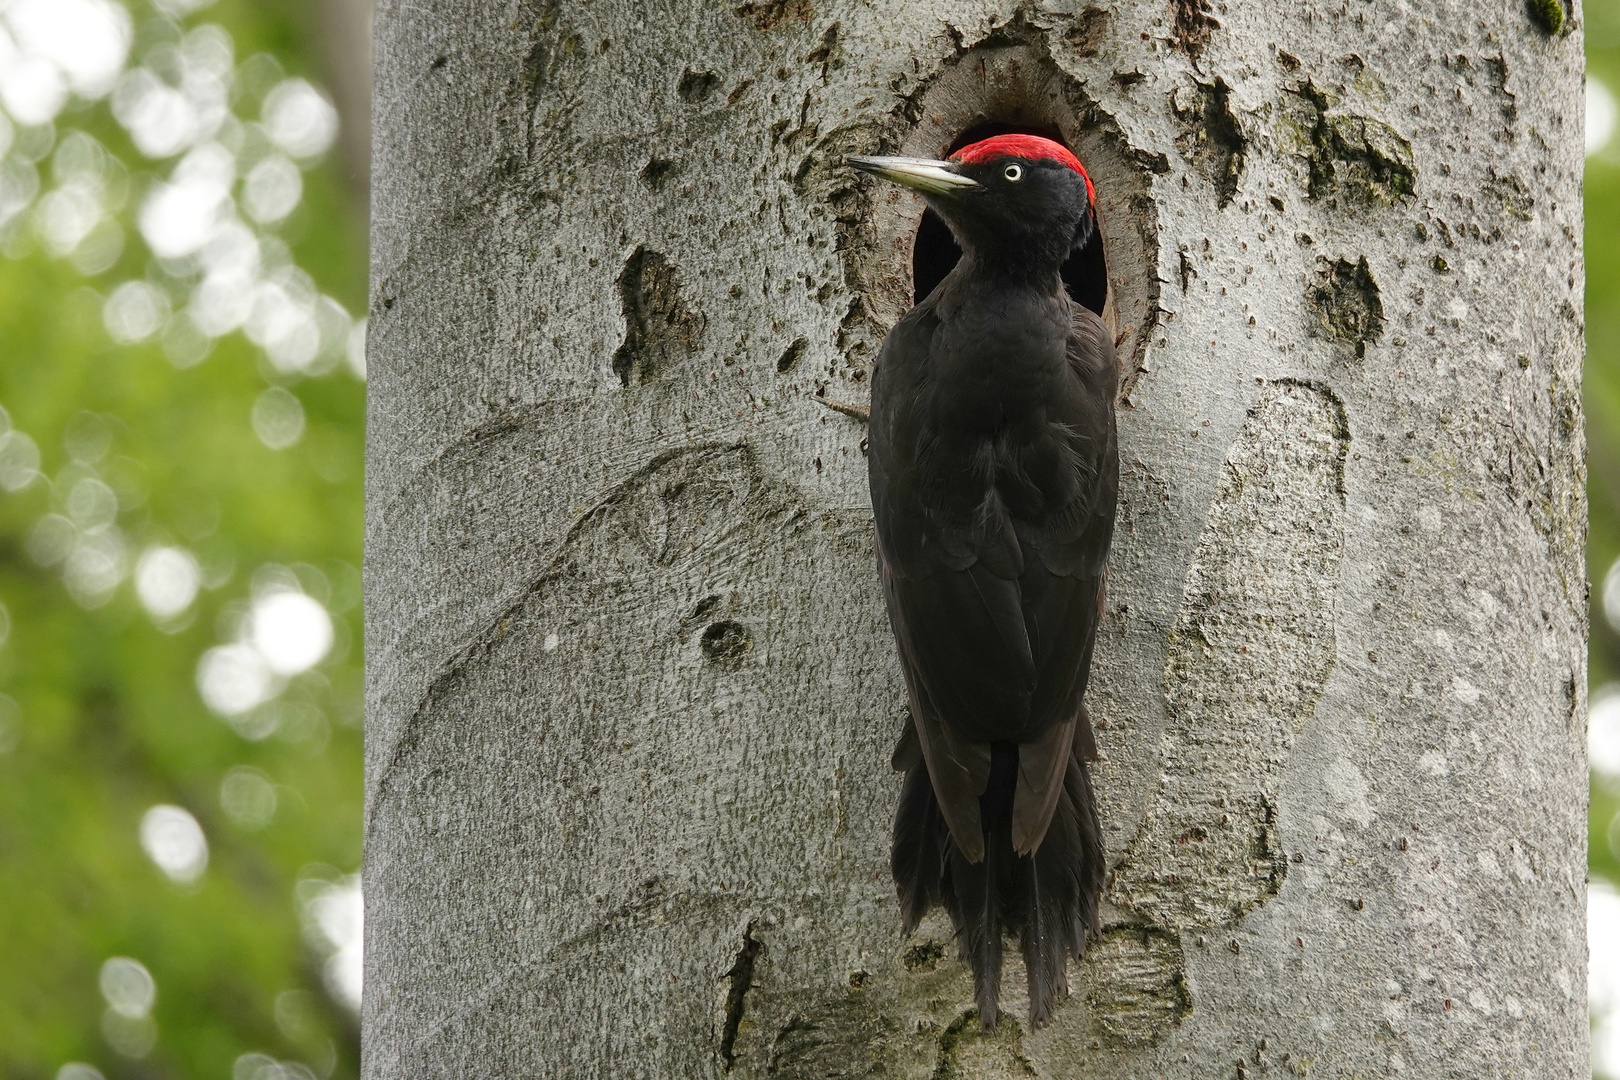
[904,938,946,972]
[805,22,841,78]
[720,925,764,1070]
[1083,925,1192,1046]
[1290,83,1415,206]
[1485,54,1518,128]
[613,247,705,386]
[640,157,676,191]
[931,1011,1037,1079]
[701,620,754,665]
[1486,169,1534,220]
[1527,0,1565,34]
[1064,7,1110,57]
[1169,0,1219,58]
[679,595,722,640]
[776,337,807,373]
[734,0,813,31]
[678,68,722,104]
[1173,78,1246,208]
[1308,255,1384,356]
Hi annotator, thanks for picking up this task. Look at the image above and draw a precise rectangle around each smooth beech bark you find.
[366,2,1587,1075]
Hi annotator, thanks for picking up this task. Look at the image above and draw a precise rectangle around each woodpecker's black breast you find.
[868,269,1117,860]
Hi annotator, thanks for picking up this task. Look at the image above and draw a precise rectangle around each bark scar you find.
[365,441,749,840]
[720,923,764,1070]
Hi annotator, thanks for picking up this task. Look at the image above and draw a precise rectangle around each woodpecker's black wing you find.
[869,295,993,858]
[870,297,1117,863]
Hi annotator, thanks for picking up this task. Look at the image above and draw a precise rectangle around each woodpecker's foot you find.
[819,398,870,423]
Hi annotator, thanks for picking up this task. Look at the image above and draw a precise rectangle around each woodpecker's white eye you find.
[1002,163,1024,182]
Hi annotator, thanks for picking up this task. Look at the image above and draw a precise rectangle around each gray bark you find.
[365,1,1588,1076]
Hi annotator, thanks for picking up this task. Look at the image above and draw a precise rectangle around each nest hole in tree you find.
[911,121,1109,316]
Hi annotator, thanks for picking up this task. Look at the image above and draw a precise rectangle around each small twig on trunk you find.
[819,398,870,423]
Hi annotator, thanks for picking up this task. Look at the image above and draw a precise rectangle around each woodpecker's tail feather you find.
[891,734,1105,1030]
[892,754,949,934]
[1015,750,1106,1025]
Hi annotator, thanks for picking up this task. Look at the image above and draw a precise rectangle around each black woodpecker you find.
[848,135,1116,1029]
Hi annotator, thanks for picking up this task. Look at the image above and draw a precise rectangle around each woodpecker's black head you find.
[849,134,1096,275]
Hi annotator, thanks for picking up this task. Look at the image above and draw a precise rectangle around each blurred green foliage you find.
[1591,0,1620,896]
[0,1,365,1078]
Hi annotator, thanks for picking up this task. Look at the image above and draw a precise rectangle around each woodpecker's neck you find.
[952,250,1066,294]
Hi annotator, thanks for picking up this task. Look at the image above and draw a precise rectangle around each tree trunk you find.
[364,1,1588,1076]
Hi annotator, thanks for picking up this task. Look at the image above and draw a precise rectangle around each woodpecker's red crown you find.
[949,135,1095,205]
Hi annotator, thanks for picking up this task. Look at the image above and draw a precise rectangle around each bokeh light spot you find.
[0,47,68,126]
[35,178,105,257]
[1592,77,1617,157]
[62,526,127,608]
[24,513,75,566]
[197,643,275,716]
[0,429,41,490]
[99,956,159,1055]
[1594,685,1620,782]
[298,873,362,1012]
[1595,882,1620,1075]
[66,477,118,529]
[63,410,112,464]
[135,546,201,619]
[103,281,169,344]
[233,1054,317,1080]
[138,143,233,257]
[247,274,322,372]
[160,311,212,368]
[98,956,155,1018]
[70,219,122,275]
[243,155,301,224]
[251,386,305,450]
[0,156,40,229]
[219,765,277,829]
[273,989,321,1044]
[154,0,220,17]
[250,588,332,675]
[100,1009,155,1059]
[139,804,208,884]
[5,0,131,100]
[55,1065,106,1080]
[347,317,367,378]
[113,69,197,160]
[262,79,337,159]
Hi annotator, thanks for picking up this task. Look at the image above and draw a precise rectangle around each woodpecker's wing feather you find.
[1011,716,1075,855]
[880,553,991,860]
[1006,305,1116,850]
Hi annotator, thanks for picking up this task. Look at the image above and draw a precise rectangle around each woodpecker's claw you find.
[846,155,981,196]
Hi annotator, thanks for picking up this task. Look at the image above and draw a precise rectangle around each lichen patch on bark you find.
[1285,83,1416,207]
[1307,255,1384,356]
[1172,78,1245,209]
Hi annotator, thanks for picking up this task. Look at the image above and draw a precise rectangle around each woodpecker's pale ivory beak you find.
[847,155,981,195]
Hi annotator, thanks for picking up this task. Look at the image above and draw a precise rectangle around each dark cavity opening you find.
[912,122,1109,316]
